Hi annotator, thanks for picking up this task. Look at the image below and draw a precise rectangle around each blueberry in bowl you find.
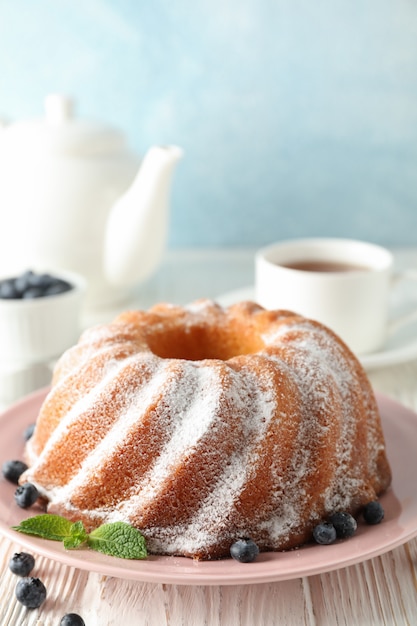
[0,268,85,365]
[0,270,73,300]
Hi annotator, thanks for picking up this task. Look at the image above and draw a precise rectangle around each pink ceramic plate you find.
[0,389,415,585]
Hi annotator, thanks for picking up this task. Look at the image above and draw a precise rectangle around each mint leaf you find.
[63,521,88,549]
[88,522,148,559]
[12,514,73,541]
[12,515,148,560]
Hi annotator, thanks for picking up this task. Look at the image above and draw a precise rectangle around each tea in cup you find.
[255,238,417,355]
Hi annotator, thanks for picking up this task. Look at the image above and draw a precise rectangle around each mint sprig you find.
[12,514,147,560]
[63,520,89,549]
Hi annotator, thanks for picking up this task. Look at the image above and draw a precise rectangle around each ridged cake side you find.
[22,300,391,559]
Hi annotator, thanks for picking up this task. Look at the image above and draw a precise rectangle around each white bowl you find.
[0,269,86,366]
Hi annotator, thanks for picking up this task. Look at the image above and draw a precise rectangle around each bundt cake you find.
[21,300,391,560]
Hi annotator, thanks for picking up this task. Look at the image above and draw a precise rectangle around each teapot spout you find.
[104,145,183,287]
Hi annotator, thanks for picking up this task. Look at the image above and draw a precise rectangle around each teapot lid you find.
[2,94,129,157]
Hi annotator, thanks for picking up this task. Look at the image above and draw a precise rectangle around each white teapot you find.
[0,94,183,311]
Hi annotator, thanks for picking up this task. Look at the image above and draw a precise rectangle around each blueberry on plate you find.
[9,552,35,577]
[14,482,39,508]
[312,522,337,545]
[23,423,36,441]
[363,501,384,525]
[15,577,46,609]
[230,538,260,563]
[328,512,357,539]
[60,613,86,626]
[2,460,28,484]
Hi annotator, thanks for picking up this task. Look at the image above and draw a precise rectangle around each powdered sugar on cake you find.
[21,300,391,559]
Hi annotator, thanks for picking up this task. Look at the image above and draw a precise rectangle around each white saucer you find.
[216,286,417,371]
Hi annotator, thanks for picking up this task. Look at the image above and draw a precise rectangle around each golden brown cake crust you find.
[22,300,391,559]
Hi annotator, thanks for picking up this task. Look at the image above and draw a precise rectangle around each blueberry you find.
[363,501,384,525]
[0,270,72,300]
[14,270,35,294]
[328,512,357,539]
[0,279,20,299]
[60,614,86,626]
[44,278,72,296]
[23,423,36,441]
[22,286,44,299]
[2,460,28,484]
[15,482,39,508]
[230,538,260,563]
[312,522,337,545]
[15,577,46,609]
[27,272,52,289]
[9,552,35,576]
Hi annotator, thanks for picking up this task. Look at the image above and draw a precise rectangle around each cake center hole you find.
[146,323,264,361]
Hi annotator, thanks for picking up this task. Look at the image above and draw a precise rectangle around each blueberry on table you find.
[2,459,28,484]
[328,512,357,539]
[9,552,35,577]
[60,614,86,626]
[15,577,46,609]
[313,522,337,545]
[230,538,260,563]
[14,482,39,508]
[363,501,384,525]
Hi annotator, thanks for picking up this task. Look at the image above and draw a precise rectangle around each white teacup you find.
[255,238,417,355]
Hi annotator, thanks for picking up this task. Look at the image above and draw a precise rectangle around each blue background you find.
[1,0,417,248]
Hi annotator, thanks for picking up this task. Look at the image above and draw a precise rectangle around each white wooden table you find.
[1,248,417,626]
